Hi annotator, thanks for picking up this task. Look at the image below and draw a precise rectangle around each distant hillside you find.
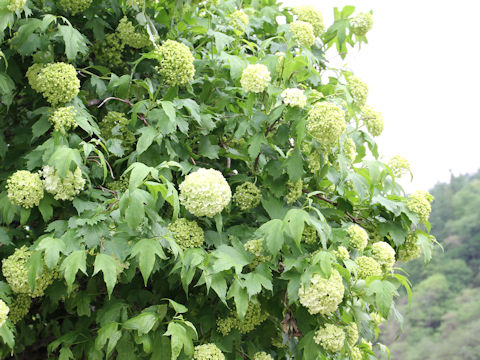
[382,171,480,359]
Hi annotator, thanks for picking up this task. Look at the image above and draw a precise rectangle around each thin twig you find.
[98,97,133,108]
[88,156,115,179]
[96,185,118,199]
[303,189,362,224]
[219,142,231,169]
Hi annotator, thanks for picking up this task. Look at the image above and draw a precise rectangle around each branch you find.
[97,97,149,126]
[303,189,362,224]
[88,156,115,179]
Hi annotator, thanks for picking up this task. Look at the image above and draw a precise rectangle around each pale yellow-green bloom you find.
[306,102,346,146]
[216,302,267,335]
[407,190,434,223]
[350,346,363,360]
[117,17,150,49]
[0,300,9,327]
[313,323,345,352]
[301,225,317,244]
[361,105,384,137]
[233,182,261,211]
[58,0,93,14]
[244,238,270,268]
[40,166,85,201]
[344,137,357,162]
[155,40,195,86]
[335,246,350,260]
[34,62,80,106]
[240,64,271,93]
[281,88,307,108]
[179,168,232,217]
[168,218,204,250]
[286,179,303,204]
[6,0,25,11]
[345,323,359,345]
[355,256,382,278]
[347,224,369,251]
[397,233,422,263]
[371,241,396,272]
[8,294,31,324]
[7,170,44,208]
[290,21,315,47]
[348,76,369,106]
[351,12,373,36]
[230,10,249,32]
[388,155,411,178]
[49,106,78,135]
[193,344,225,360]
[253,352,273,360]
[293,5,324,37]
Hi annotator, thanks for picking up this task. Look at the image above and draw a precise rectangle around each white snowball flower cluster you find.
[179,168,232,217]
[193,344,225,360]
[40,166,85,201]
[306,102,346,147]
[347,224,369,251]
[371,241,396,272]
[313,323,345,352]
[240,64,271,93]
[281,88,307,108]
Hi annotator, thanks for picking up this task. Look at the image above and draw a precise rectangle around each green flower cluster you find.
[117,17,150,49]
[253,352,273,360]
[100,111,136,154]
[334,246,350,260]
[344,137,357,162]
[371,241,396,272]
[7,170,44,208]
[361,105,384,137]
[94,34,124,70]
[281,88,307,108]
[348,76,369,106]
[168,218,204,250]
[347,224,369,251]
[49,106,77,134]
[106,177,129,193]
[0,300,9,327]
[40,166,85,201]
[229,10,249,32]
[298,269,345,315]
[345,323,359,345]
[370,311,383,326]
[301,225,317,244]
[286,179,303,204]
[313,323,345,352]
[193,344,225,360]
[306,102,346,147]
[127,0,143,6]
[388,155,411,178]
[6,0,25,11]
[350,346,363,360]
[217,302,268,335]
[58,0,93,14]
[179,168,232,218]
[8,294,31,324]
[397,233,421,263]
[407,190,434,223]
[355,256,382,278]
[307,151,321,173]
[155,40,195,86]
[233,182,261,211]
[293,5,324,37]
[244,238,270,268]
[351,12,374,37]
[240,64,271,93]
[30,62,80,106]
[290,21,315,47]
[2,246,56,297]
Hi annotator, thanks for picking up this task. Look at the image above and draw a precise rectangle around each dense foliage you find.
[0,0,436,359]
[382,170,480,360]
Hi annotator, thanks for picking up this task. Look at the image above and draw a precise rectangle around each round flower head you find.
[298,269,345,315]
[35,62,80,106]
[348,76,369,106]
[306,102,346,146]
[290,21,315,47]
[370,311,384,326]
[253,352,273,360]
[355,256,382,278]
[155,40,195,86]
[334,246,350,260]
[301,225,317,244]
[281,88,307,108]
[117,17,150,49]
[49,106,78,135]
[351,12,374,37]
[407,190,434,223]
[350,346,363,360]
[179,168,232,217]
[388,155,411,178]
[94,33,125,70]
[26,63,44,92]
[40,166,85,201]
[308,151,321,173]
[313,323,345,352]
[2,246,56,297]
[344,137,356,162]
[8,294,31,324]
[193,344,225,360]
[229,10,249,32]
[168,218,204,250]
[235,302,268,334]
[233,182,261,211]
[240,64,271,93]
[6,0,26,11]
[371,241,396,272]
[361,105,384,137]
[286,179,303,204]
[244,238,270,268]
[216,316,236,335]
[347,224,369,251]
[7,170,44,208]
[293,5,324,37]
[345,323,359,346]
[0,300,9,327]
[58,0,93,14]
[398,233,421,263]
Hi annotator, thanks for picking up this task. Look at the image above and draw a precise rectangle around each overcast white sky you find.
[283,0,480,192]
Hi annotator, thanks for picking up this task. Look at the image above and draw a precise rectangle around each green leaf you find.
[258,219,284,255]
[123,312,158,335]
[137,126,158,155]
[93,253,123,297]
[60,250,87,292]
[211,245,250,274]
[219,52,247,80]
[27,251,43,293]
[284,148,304,182]
[198,136,220,159]
[283,209,308,244]
[366,279,398,318]
[38,196,54,222]
[0,324,14,349]
[48,146,82,177]
[125,162,158,193]
[0,227,12,246]
[226,279,249,319]
[210,31,234,51]
[37,237,65,269]
[32,116,51,140]
[95,322,121,356]
[248,133,264,160]
[130,238,167,285]
[57,24,89,61]
[164,322,195,360]
[165,299,188,314]
[160,101,176,123]
[379,222,407,246]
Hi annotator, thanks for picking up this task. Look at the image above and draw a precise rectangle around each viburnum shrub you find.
[0,0,435,359]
